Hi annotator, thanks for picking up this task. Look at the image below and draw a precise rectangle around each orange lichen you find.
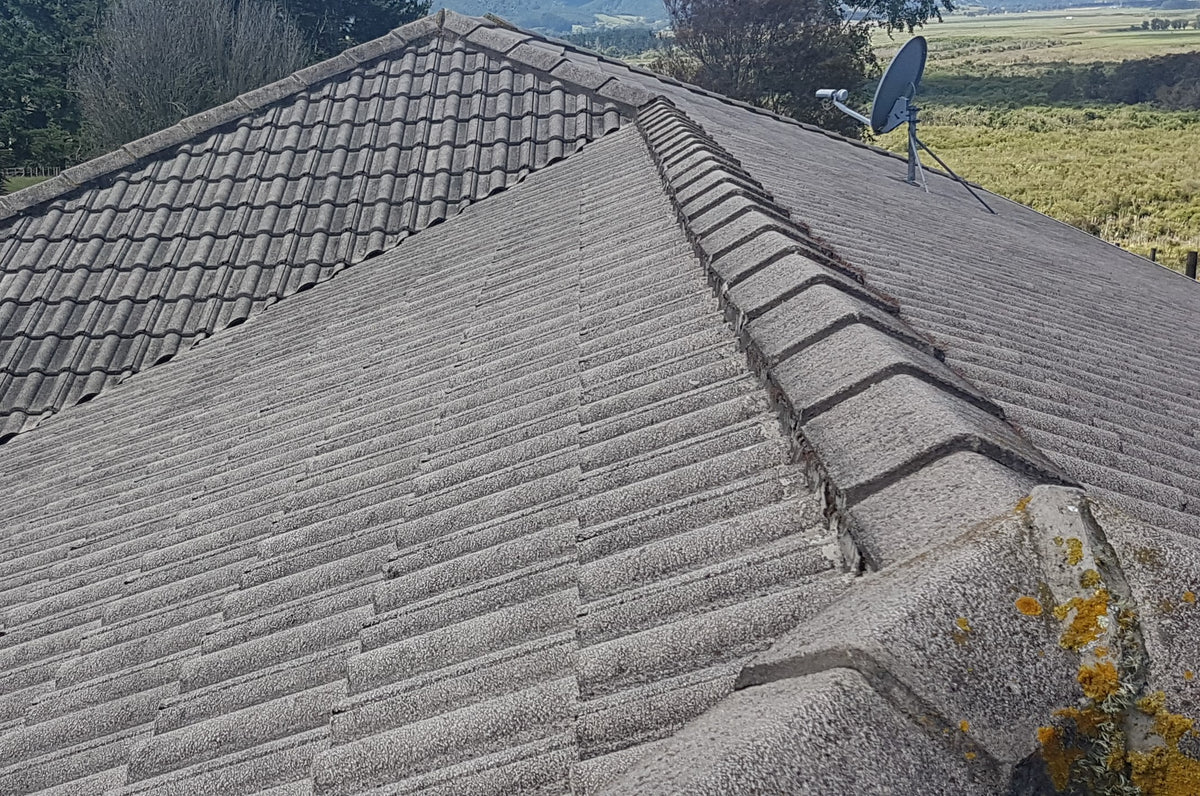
[1055,706,1110,737]
[964,751,977,761]
[1055,589,1110,651]
[1140,691,1168,716]
[1016,595,1043,616]
[952,616,973,645]
[1128,698,1200,795]
[960,720,970,733]
[1129,745,1200,796]
[1065,537,1085,566]
[1015,494,1032,513]
[1184,591,1196,605]
[1077,660,1121,702]
[1079,569,1101,589]
[1038,725,1082,791]
[1186,671,1195,682]
[1155,712,1195,747]
[1094,646,1110,659]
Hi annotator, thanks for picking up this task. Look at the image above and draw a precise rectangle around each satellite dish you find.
[870,36,927,134]
[815,37,995,214]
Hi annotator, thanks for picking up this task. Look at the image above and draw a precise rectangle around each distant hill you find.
[441,1,669,33]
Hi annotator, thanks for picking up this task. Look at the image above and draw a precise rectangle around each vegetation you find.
[282,0,431,59]
[652,0,957,138]
[0,0,103,168]
[75,0,311,153]
[871,7,1200,269]
[0,0,430,169]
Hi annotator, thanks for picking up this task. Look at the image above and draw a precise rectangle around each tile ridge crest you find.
[449,14,658,113]
[487,19,933,170]
[0,13,446,224]
[634,97,1072,572]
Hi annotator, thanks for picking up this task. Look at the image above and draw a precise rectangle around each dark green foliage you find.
[283,0,431,58]
[562,26,667,57]
[922,53,1200,111]
[655,0,942,137]
[0,0,104,167]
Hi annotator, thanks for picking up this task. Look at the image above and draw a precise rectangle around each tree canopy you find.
[283,0,431,59]
[657,0,954,138]
[0,0,103,166]
[73,0,312,153]
[1,0,433,167]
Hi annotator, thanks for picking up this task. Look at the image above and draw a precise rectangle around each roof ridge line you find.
[440,11,657,109]
[635,97,1073,573]
[0,10,658,226]
[493,16,938,170]
[0,13,446,224]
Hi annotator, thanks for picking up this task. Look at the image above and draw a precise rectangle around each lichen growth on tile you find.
[1081,568,1102,589]
[1016,595,1044,616]
[1079,661,1122,701]
[952,615,973,645]
[1055,589,1112,651]
[1065,537,1085,566]
[1127,700,1200,796]
[1040,725,1084,792]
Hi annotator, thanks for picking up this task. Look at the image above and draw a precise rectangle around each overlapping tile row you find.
[472,16,1200,544]
[649,84,1200,543]
[0,17,632,445]
[635,99,1067,571]
[309,150,589,796]
[0,128,844,793]
[0,162,461,794]
[566,136,846,793]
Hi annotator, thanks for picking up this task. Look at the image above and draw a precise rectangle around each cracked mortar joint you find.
[1021,486,1200,794]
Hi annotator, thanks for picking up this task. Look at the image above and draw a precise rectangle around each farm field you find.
[4,176,47,192]
[872,6,1200,270]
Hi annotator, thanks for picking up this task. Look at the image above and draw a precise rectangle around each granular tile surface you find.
[0,129,845,795]
[0,25,627,441]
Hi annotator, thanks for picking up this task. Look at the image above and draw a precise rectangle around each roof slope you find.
[433,20,1200,541]
[0,128,849,795]
[0,13,636,442]
[1,10,1198,796]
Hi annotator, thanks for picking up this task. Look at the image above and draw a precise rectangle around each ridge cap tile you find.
[603,666,1001,794]
[734,510,1081,770]
[634,98,1067,573]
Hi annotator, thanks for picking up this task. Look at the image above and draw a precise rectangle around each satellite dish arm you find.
[816,88,869,128]
[833,98,870,128]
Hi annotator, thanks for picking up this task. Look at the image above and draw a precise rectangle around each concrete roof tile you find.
[126,681,345,782]
[461,21,530,54]
[847,451,1038,570]
[1092,501,1200,720]
[606,668,1000,794]
[772,320,1000,424]
[741,515,1084,767]
[802,373,1062,504]
[748,282,933,367]
[6,17,1196,792]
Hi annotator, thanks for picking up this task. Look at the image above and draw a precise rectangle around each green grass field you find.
[5,176,49,191]
[874,6,1200,63]
[871,6,1200,269]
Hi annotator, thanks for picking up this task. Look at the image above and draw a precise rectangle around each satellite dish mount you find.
[817,37,994,214]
